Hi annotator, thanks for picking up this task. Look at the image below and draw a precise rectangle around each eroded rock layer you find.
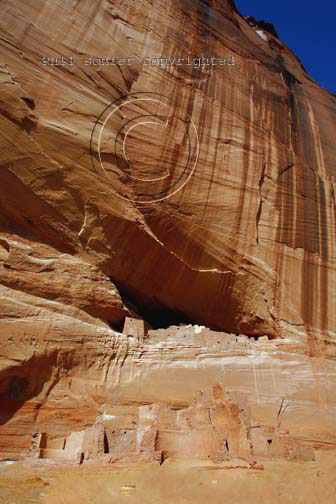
[0,0,336,466]
[0,0,335,336]
[1,308,336,461]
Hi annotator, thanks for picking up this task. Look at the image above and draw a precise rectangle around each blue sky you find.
[236,0,336,93]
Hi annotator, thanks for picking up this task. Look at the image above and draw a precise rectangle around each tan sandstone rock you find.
[0,0,335,476]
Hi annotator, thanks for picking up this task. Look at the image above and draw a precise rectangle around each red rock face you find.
[0,0,336,465]
[0,0,335,337]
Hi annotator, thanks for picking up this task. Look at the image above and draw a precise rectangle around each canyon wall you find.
[0,0,336,464]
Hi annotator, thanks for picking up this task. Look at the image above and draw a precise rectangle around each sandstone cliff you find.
[0,0,336,470]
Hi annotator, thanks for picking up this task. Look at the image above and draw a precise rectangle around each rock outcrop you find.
[0,0,336,469]
[1,316,335,461]
[0,0,335,337]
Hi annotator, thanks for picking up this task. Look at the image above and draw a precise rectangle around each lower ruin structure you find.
[27,384,314,466]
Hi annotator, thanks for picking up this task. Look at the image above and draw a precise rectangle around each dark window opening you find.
[104,432,109,453]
